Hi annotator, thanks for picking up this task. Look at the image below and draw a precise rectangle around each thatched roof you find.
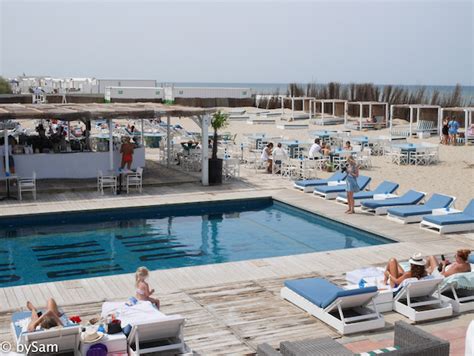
[0,103,215,121]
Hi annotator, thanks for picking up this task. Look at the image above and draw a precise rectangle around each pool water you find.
[0,199,392,287]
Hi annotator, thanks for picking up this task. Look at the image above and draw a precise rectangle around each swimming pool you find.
[0,198,393,287]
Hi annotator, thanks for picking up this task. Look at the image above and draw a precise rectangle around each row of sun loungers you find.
[293,171,474,234]
[282,268,474,336]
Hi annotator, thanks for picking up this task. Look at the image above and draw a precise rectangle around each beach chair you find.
[437,272,474,313]
[313,176,371,200]
[336,180,399,206]
[293,171,346,193]
[386,193,455,224]
[360,190,426,215]
[11,311,81,355]
[281,277,384,335]
[18,171,37,201]
[97,170,117,195]
[128,315,187,356]
[127,167,143,194]
[420,200,474,234]
[393,278,452,322]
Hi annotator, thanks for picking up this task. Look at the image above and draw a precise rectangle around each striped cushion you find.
[356,346,400,355]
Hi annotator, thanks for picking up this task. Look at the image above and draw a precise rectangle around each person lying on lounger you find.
[383,253,428,288]
[426,249,471,277]
[27,298,63,332]
[135,266,160,309]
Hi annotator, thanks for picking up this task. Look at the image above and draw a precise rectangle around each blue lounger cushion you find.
[423,199,474,226]
[295,171,346,187]
[315,176,371,194]
[388,193,454,217]
[284,278,377,309]
[338,181,399,200]
[362,190,425,209]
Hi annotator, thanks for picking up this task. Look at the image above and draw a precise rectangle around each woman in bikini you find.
[27,298,63,332]
[135,267,160,308]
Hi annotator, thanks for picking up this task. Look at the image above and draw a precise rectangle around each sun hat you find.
[409,253,426,266]
[81,327,104,343]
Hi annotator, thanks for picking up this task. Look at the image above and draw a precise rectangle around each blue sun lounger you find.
[360,190,426,215]
[336,180,399,206]
[313,176,372,200]
[386,193,455,224]
[281,278,384,334]
[420,199,474,234]
[294,171,347,193]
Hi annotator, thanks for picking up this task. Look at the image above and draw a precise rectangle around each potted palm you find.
[209,111,228,185]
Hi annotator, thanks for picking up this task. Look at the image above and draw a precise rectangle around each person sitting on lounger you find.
[383,253,428,288]
[426,249,471,277]
[135,266,160,309]
[27,298,63,332]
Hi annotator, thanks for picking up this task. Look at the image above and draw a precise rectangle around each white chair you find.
[18,172,37,200]
[223,158,240,181]
[97,170,117,195]
[358,148,372,169]
[301,159,318,179]
[127,167,143,193]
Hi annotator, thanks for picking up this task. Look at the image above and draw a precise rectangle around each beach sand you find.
[168,107,474,209]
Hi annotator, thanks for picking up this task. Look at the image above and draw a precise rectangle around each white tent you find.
[309,99,348,120]
[346,101,389,130]
[440,107,474,145]
[389,104,441,136]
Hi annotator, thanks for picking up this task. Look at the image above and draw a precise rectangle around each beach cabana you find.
[0,103,214,185]
[309,99,347,125]
[281,97,313,120]
[389,104,441,136]
[346,101,389,130]
[440,107,474,145]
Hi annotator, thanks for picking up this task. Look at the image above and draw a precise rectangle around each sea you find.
[171,82,474,103]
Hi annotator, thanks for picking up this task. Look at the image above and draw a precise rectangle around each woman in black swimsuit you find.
[442,118,449,145]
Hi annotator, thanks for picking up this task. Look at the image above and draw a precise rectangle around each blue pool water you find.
[0,199,393,287]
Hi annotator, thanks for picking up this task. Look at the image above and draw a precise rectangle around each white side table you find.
[373,193,397,200]
[80,332,127,356]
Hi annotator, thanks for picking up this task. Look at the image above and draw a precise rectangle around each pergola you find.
[440,107,474,145]
[389,104,441,136]
[309,99,348,120]
[0,103,215,185]
[346,101,389,130]
[280,97,313,120]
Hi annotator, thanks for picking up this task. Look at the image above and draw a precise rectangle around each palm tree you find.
[210,111,228,160]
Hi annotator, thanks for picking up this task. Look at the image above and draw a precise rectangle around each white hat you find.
[409,253,426,266]
[81,327,104,343]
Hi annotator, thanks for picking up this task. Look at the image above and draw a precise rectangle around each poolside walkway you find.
[0,170,473,354]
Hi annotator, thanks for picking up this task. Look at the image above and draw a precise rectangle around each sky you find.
[0,0,473,86]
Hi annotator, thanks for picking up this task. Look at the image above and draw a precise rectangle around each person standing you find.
[345,156,360,214]
[448,118,460,146]
[441,118,449,145]
[261,142,273,173]
[120,137,135,170]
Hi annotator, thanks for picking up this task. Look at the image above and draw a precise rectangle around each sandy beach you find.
[168,107,474,209]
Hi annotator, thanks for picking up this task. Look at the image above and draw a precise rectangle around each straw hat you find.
[81,327,104,343]
[409,253,426,266]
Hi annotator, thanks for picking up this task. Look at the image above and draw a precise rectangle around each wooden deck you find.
[0,172,473,354]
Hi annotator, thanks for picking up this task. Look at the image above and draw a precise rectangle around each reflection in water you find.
[345,237,354,249]
[201,214,225,263]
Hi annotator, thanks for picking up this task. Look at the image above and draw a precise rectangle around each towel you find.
[440,271,474,291]
[101,300,166,328]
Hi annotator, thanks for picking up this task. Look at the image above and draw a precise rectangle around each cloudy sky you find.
[1,0,472,85]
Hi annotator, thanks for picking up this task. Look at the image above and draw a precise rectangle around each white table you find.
[328,181,346,186]
[80,332,127,356]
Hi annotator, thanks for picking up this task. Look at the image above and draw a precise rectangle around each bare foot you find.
[26,301,34,311]
[347,211,354,214]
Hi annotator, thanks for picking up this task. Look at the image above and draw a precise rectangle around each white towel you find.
[101,301,166,327]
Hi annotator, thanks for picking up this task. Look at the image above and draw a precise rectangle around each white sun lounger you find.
[420,199,474,234]
[437,272,474,313]
[11,311,81,355]
[393,277,452,322]
[281,278,384,335]
[128,315,187,356]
